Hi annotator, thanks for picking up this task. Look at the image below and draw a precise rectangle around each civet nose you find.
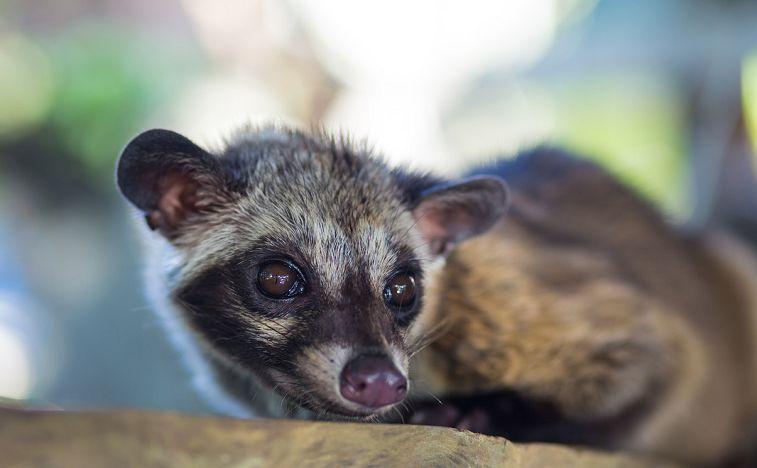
[339,354,408,409]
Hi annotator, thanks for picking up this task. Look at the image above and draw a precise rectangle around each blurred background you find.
[0,0,756,415]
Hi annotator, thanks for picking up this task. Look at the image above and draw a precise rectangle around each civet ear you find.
[412,176,509,257]
[116,129,227,238]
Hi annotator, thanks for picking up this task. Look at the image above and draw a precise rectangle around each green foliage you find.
[743,51,757,155]
[0,35,55,138]
[45,24,200,178]
[553,73,687,217]
[0,23,201,193]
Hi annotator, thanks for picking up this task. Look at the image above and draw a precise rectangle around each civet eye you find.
[384,272,417,308]
[257,261,305,298]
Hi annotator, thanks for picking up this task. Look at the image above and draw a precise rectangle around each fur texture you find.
[118,127,757,465]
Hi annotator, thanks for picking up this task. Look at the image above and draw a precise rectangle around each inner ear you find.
[145,170,201,232]
[117,129,224,237]
[412,176,509,256]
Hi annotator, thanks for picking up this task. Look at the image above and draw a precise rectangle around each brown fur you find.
[118,128,757,465]
[413,153,757,464]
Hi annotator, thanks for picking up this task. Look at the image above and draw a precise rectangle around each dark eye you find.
[384,272,416,308]
[257,261,305,299]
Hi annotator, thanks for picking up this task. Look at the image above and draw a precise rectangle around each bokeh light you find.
[0,34,55,138]
[744,52,757,156]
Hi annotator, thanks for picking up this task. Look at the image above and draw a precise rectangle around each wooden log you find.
[0,406,673,467]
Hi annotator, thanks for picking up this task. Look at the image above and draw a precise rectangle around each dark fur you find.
[118,128,757,465]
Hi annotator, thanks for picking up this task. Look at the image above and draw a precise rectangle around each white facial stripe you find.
[295,344,351,408]
[309,218,351,300]
[387,344,410,377]
[237,314,297,346]
[356,223,398,291]
[327,345,353,398]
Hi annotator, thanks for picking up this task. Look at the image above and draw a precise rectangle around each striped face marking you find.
[171,165,429,417]
[122,126,506,418]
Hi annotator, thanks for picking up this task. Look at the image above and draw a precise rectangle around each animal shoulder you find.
[470,148,715,314]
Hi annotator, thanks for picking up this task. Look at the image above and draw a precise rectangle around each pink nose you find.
[339,355,408,409]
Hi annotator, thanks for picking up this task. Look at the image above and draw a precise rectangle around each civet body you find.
[117,127,757,465]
